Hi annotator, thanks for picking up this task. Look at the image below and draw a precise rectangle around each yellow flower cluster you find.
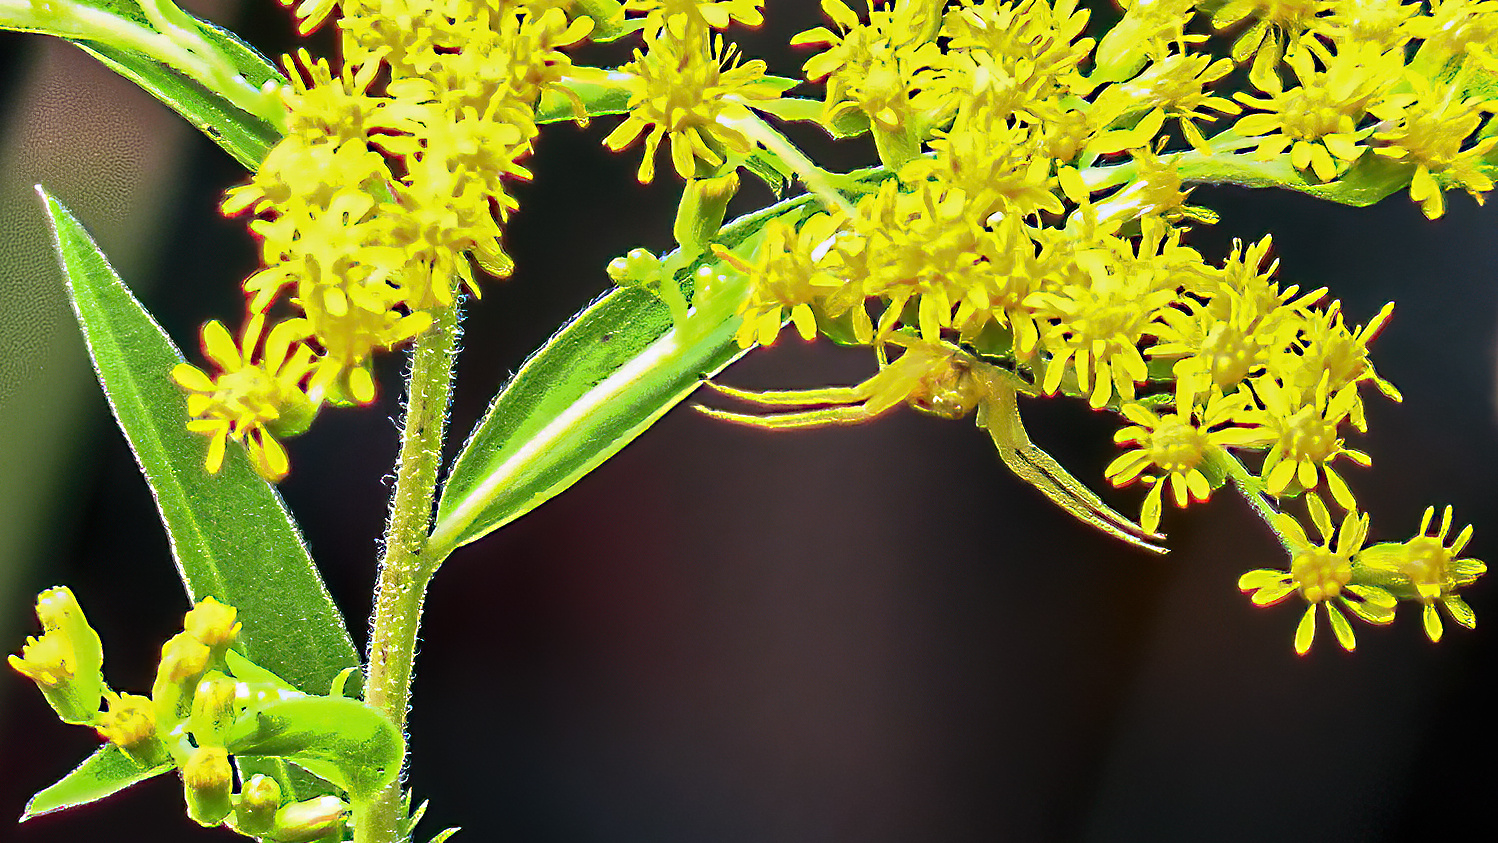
[10,591,350,835]
[687,0,1491,652]
[179,0,597,480]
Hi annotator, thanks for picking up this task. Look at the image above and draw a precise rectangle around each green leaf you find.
[429,190,844,556]
[22,745,173,821]
[2,2,284,169]
[226,697,403,802]
[71,14,284,169]
[40,187,357,697]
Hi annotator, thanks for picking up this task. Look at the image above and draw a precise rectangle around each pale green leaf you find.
[429,189,851,556]
[22,745,172,821]
[226,697,403,802]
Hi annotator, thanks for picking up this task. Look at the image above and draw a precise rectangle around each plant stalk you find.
[354,299,461,843]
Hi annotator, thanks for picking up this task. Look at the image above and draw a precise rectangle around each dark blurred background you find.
[2,3,1496,841]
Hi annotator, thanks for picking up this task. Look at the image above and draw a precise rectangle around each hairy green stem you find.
[355,300,461,843]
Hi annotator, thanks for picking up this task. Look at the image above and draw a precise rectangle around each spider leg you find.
[694,403,887,429]
[704,380,871,407]
[979,378,1167,554]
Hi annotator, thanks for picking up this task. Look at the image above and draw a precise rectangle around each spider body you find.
[698,337,1167,554]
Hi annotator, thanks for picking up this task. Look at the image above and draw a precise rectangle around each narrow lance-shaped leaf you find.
[430,189,846,556]
[40,187,356,693]
[21,745,173,821]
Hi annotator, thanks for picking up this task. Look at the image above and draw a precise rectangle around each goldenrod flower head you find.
[1239,497,1396,654]
[1211,0,1329,91]
[9,586,105,724]
[604,29,786,182]
[716,212,849,347]
[1233,41,1400,181]
[1149,236,1322,398]
[792,0,949,134]
[1091,53,1240,156]
[1272,300,1400,432]
[624,0,764,38]
[941,0,1094,96]
[174,316,316,482]
[1360,506,1485,641]
[1030,237,1179,408]
[1094,0,1203,79]
[1310,0,1419,54]
[1405,0,1498,69]
[1242,373,1367,508]
[279,50,388,148]
[1107,386,1262,533]
[1369,73,1498,219]
[183,597,241,649]
[904,113,1064,222]
[95,693,158,753]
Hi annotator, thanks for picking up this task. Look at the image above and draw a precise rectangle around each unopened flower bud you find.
[95,693,168,766]
[8,586,104,724]
[184,597,240,649]
[270,795,349,843]
[154,632,212,727]
[189,673,240,748]
[607,247,661,288]
[673,171,739,255]
[182,745,234,826]
[233,773,281,836]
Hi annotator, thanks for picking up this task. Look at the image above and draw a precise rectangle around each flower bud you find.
[673,171,739,255]
[95,693,169,767]
[189,672,240,748]
[184,597,241,650]
[182,745,234,826]
[607,247,662,288]
[8,586,104,724]
[270,795,349,843]
[154,632,212,728]
[233,773,282,836]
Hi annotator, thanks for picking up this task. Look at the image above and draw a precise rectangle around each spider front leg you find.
[694,342,953,429]
[974,368,1168,555]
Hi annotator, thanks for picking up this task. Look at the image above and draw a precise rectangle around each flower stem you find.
[354,299,461,843]
[1208,448,1295,555]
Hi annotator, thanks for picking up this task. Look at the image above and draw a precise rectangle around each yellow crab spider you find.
[697,338,1168,554]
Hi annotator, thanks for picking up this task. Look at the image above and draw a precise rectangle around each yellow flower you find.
[1149,235,1323,400]
[1233,41,1400,182]
[1107,386,1264,533]
[1090,53,1240,156]
[624,0,764,37]
[792,0,949,135]
[604,29,789,182]
[8,586,106,724]
[1211,0,1329,91]
[1240,374,1368,508]
[172,315,317,482]
[1238,497,1396,654]
[1359,506,1486,642]
[1029,229,1179,409]
[715,212,851,347]
[1369,72,1498,219]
